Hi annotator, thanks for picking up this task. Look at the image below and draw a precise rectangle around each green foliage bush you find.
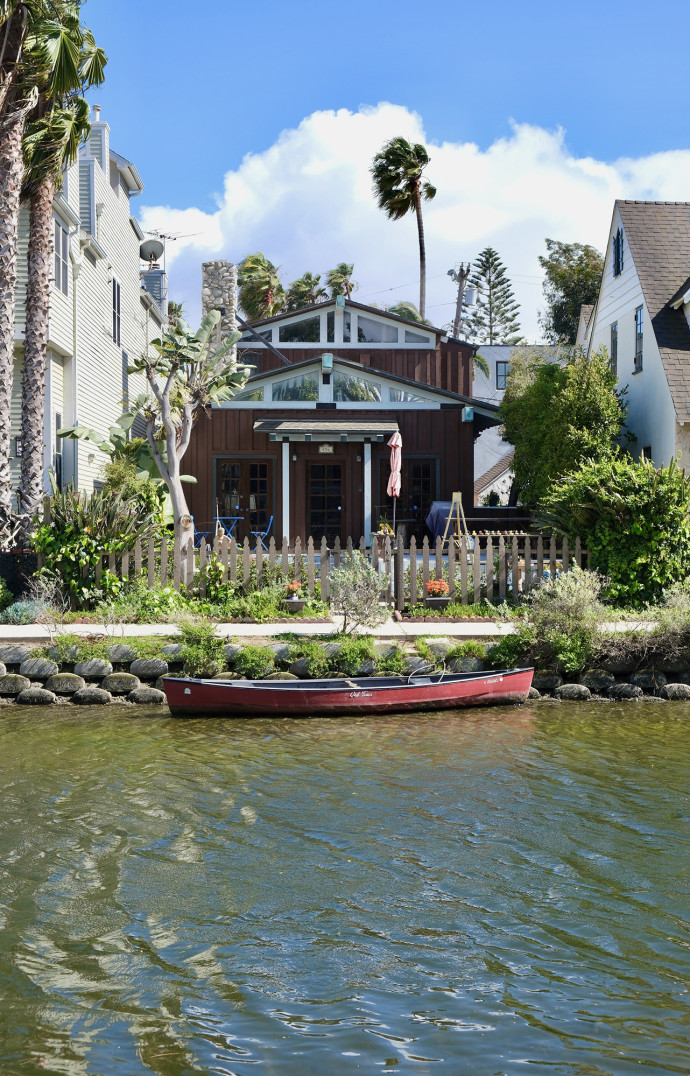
[0,578,12,612]
[290,639,329,677]
[101,455,167,529]
[528,568,605,673]
[0,599,47,624]
[486,625,537,671]
[500,345,626,506]
[330,554,388,632]
[233,645,275,679]
[178,619,225,678]
[539,455,690,606]
[377,643,407,673]
[329,636,375,675]
[32,479,159,608]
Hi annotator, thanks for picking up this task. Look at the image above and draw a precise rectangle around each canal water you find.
[0,702,688,1075]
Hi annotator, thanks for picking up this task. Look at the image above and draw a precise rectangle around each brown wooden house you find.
[185,299,499,544]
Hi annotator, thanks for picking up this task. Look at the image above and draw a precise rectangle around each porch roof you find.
[253,417,399,442]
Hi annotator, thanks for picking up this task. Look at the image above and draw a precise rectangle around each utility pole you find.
[447,263,472,339]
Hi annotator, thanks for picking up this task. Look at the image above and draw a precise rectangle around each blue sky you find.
[85,0,688,337]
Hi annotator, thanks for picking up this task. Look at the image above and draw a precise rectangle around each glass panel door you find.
[215,459,273,542]
[308,463,343,543]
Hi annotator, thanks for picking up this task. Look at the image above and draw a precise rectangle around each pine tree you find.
[466,247,523,345]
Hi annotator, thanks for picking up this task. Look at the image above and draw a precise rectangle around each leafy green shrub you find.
[290,639,329,677]
[329,635,375,675]
[445,640,488,661]
[527,567,605,673]
[0,578,12,612]
[101,455,167,529]
[1,600,46,624]
[98,582,190,622]
[486,625,537,670]
[178,619,225,678]
[32,478,159,608]
[330,554,388,633]
[378,643,407,673]
[656,580,690,637]
[233,645,275,679]
[539,455,690,606]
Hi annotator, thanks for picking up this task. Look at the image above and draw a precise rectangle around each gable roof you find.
[243,297,449,337]
[474,451,514,499]
[617,200,690,421]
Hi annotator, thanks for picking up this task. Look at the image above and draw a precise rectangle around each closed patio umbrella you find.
[387,432,402,534]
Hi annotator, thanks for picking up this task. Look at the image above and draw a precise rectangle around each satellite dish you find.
[140,239,164,263]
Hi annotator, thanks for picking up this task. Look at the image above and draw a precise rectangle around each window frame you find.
[495,360,509,390]
[53,217,69,296]
[634,306,643,371]
[613,227,624,277]
[610,322,618,375]
[112,277,121,346]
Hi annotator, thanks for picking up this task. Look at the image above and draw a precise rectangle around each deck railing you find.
[74,531,588,611]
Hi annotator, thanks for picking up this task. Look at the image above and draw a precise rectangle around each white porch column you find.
[282,441,290,543]
[363,441,372,545]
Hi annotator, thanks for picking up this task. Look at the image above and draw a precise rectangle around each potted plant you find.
[283,580,306,612]
[424,578,451,609]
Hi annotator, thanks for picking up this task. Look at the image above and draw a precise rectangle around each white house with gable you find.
[10,105,166,504]
[579,200,690,467]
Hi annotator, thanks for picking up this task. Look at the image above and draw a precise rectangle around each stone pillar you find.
[201,260,238,341]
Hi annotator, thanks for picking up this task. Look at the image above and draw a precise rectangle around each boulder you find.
[580,670,617,696]
[608,682,643,700]
[0,644,31,666]
[532,673,563,695]
[212,672,243,680]
[224,643,242,664]
[72,686,113,705]
[106,644,139,663]
[161,643,185,660]
[556,683,591,701]
[128,687,166,704]
[264,671,299,680]
[527,686,541,700]
[19,656,59,679]
[48,644,80,662]
[598,654,638,675]
[45,673,86,696]
[74,658,113,679]
[0,673,31,696]
[129,657,169,679]
[322,641,342,659]
[101,673,141,695]
[448,656,486,673]
[661,682,690,700]
[425,638,453,660]
[356,659,377,677]
[16,687,57,705]
[373,642,398,660]
[288,657,312,679]
[268,642,291,664]
[630,670,667,695]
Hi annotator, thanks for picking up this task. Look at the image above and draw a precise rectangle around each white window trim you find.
[240,306,435,349]
[220,362,443,409]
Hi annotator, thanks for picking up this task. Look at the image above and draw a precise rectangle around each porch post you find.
[363,441,372,545]
[282,440,290,543]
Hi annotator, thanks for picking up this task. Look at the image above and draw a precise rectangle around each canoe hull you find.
[163,668,534,718]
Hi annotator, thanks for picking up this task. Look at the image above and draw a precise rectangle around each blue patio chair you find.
[250,514,273,550]
[191,516,212,548]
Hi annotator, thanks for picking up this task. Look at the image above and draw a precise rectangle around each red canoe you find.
[163,668,534,717]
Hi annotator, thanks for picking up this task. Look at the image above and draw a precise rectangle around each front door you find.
[216,459,273,543]
[308,462,343,543]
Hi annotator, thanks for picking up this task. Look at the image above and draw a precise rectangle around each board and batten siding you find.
[589,205,677,464]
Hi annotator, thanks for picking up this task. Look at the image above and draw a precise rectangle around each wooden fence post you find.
[448,535,456,600]
[460,535,468,604]
[294,537,302,582]
[242,537,250,588]
[230,537,237,584]
[307,537,315,597]
[255,537,263,586]
[422,536,430,594]
[536,535,544,584]
[409,535,417,607]
[498,535,506,600]
[485,536,493,602]
[384,536,392,602]
[394,528,405,611]
[320,537,329,601]
[147,537,155,589]
[523,536,532,594]
[473,536,481,603]
[173,536,181,590]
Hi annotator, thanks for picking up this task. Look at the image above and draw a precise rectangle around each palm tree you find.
[370,136,436,320]
[285,271,327,311]
[19,13,105,530]
[238,252,285,321]
[326,262,356,299]
[387,300,425,323]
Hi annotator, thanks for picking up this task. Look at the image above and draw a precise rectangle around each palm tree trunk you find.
[19,170,54,530]
[0,102,26,523]
[414,188,426,320]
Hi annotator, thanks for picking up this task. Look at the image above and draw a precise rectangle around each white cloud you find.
[138,103,690,339]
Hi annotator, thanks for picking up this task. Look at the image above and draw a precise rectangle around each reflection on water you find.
[0,701,689,1075]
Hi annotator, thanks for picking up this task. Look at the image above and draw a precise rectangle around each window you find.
[112,277,121,345]
[54,219,68,295]
[272,374,319,401]
[237,349,262,375]
[641,445,652,461]
[343,310,351,343]
[389,387,427,403]
[496,361,509,390]
[404,329,430,344]
[233,385,264,402]
[613,227,624,276]
[240,328,272,343]
[54,411,63,491]
[333,373,381,402]
[121,351,129,409]
[610,322,618,375]
[327,311,335,343]
[278,315,320,343]
[634,306,643,371]
[357,315,397,343]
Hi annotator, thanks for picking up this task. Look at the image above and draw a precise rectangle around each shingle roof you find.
[617,201,690,421]
[474,451,514,499]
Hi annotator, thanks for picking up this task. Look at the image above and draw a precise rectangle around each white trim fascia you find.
[129,216,145,240]
[79,231,106,260]
[53,193,79,228]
